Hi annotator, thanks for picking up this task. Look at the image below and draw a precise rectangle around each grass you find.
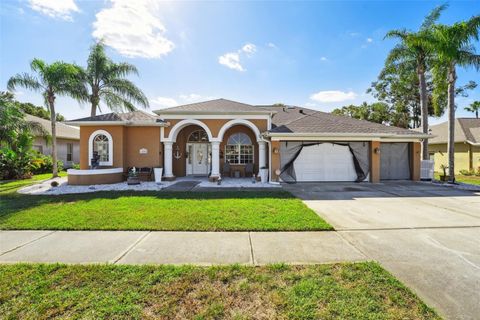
[0,175,331,231]
[0,262,440,320]
[433,172,480,186]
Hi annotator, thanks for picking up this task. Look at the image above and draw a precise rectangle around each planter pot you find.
[127,177,141,185]
[439,175,448,182]
[259,168,268,183]
[154,167,163,183]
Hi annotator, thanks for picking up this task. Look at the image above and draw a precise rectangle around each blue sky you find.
[1,0,479,124]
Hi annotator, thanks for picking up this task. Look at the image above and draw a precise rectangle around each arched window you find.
[93,134,109,162]
[188,130,209,142]
[225,133,253,164]
[88,130,113,166]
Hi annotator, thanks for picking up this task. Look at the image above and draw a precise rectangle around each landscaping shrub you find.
[459,169,474,176]
[31,152,63,174]
[0,147,33,180]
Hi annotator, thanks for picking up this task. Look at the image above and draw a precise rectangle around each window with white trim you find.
[225,133,253,164]
[93,134,109,162]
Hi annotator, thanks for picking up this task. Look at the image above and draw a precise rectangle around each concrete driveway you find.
[284,181,480,320]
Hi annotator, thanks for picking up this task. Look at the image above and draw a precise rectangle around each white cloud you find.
[218,52,245,72]
[29,0,79,21]
[218,42,257,72]
[310,90,357,103]
[241,43,256,55]
[150,96,178,108]
[92,0,175,59]
[267,42,277,48]
[366,38,373,43]
[320,56,328,61]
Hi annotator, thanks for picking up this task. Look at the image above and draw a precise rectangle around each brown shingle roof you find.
[155,98,272,114]
[25,114,79,140]
[428,118,480,144]
[265,106,424,136]
[70,110,162,123]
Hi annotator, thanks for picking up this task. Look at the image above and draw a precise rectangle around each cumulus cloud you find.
[151,96,178,108]
[310,90,357,103]
[29,0,79,21]
[92,0,175,58]
[366,37,373,43]
[218,42,257,72]
[241,43,256,55]
[218,52,245,72]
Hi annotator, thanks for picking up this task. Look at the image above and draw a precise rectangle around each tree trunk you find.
[90,90,99,117]
[418,68,429,160]
[447,65,456,183]
[476,110,478,119]
[48,93,58,178]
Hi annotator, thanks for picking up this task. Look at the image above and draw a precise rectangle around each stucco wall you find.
[163,118,268,139]
[125,127,162,169]
[32,137,79,168]
[429,143,475,173]
[80,126,126,169]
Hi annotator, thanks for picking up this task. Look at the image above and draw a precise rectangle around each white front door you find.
[187,143,208,175]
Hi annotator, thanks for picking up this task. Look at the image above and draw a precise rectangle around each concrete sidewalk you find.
[0,230,366,265]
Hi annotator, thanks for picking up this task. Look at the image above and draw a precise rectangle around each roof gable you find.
[154,98,272,115]
[25,114,80,140]
[428,118,480,144]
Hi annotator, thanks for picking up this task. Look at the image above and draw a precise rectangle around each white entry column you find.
[258,141,267,169]
[163,141,174,178]
[211,141,220,178]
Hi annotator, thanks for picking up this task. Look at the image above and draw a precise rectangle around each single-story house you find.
[427,118,480,173]
[26,114,80,168]
[66,98,429,185]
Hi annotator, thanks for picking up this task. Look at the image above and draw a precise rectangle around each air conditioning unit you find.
[421,160,434,180]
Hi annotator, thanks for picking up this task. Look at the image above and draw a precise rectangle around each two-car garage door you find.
[284,142,412,182]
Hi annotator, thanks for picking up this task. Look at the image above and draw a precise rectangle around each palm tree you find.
[7,59,86,177]
[431,15,480,182]
[83,42,149,117]
[465,101,480,118]
[384,4,447,160]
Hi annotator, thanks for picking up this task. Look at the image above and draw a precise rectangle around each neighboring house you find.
[26,114,80,168]
[67,98,429,185]
[427,118,480,174]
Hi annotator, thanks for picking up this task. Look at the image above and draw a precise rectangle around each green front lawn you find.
[434,172,480,185]
[0,262,439,319]
[0,176,331,231]
[0,172,67,195]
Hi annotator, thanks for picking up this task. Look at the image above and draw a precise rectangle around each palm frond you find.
[107,62,139,78]
[384,28,409,41]
[26,120,51,144]
[7,73,43,92]
[420,3,448,30]
[102,78,149,109]
[102,90,136,113]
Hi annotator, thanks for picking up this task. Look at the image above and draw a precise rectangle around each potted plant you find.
[259,166,268,184]
[127,167,140,185]
[439,164,449,182]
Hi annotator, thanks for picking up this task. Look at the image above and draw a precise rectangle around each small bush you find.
[0,147,33,180]
[459,169,474,176]
[31,152,63,174]
[71,163,80,170]
[51,181,59,187]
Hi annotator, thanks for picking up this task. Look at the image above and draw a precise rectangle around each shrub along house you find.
[66,99,429,185]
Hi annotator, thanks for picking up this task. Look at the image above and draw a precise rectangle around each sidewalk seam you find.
[112,231,151,264]
[0,231,57,257]
[335,231,370,260]
[248,232,256,266]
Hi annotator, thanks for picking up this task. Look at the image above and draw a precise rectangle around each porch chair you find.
[245,163,254,177]
[223,162,232,178]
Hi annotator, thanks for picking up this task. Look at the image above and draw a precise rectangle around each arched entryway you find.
[220,125,260,178]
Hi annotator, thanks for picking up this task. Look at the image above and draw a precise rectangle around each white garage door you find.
[293,143,358,181]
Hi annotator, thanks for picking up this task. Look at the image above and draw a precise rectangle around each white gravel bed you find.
[18,177,279,195]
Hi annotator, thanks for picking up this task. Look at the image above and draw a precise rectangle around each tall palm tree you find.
[7,59,86,177]
[465,101,480,118]
[384,4,447,160]
[83,42,149,117]
[431,15,480,182]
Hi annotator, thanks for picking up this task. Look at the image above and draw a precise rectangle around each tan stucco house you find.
[67,99,429,185]
[26,114,80,168]
[428,118,480,174]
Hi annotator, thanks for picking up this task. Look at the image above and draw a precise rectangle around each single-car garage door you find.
[293,143,358,181]
[380,143,411,180]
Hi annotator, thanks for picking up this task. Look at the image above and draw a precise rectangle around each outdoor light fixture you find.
[374,147,381,154]
[273,147,279,154]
